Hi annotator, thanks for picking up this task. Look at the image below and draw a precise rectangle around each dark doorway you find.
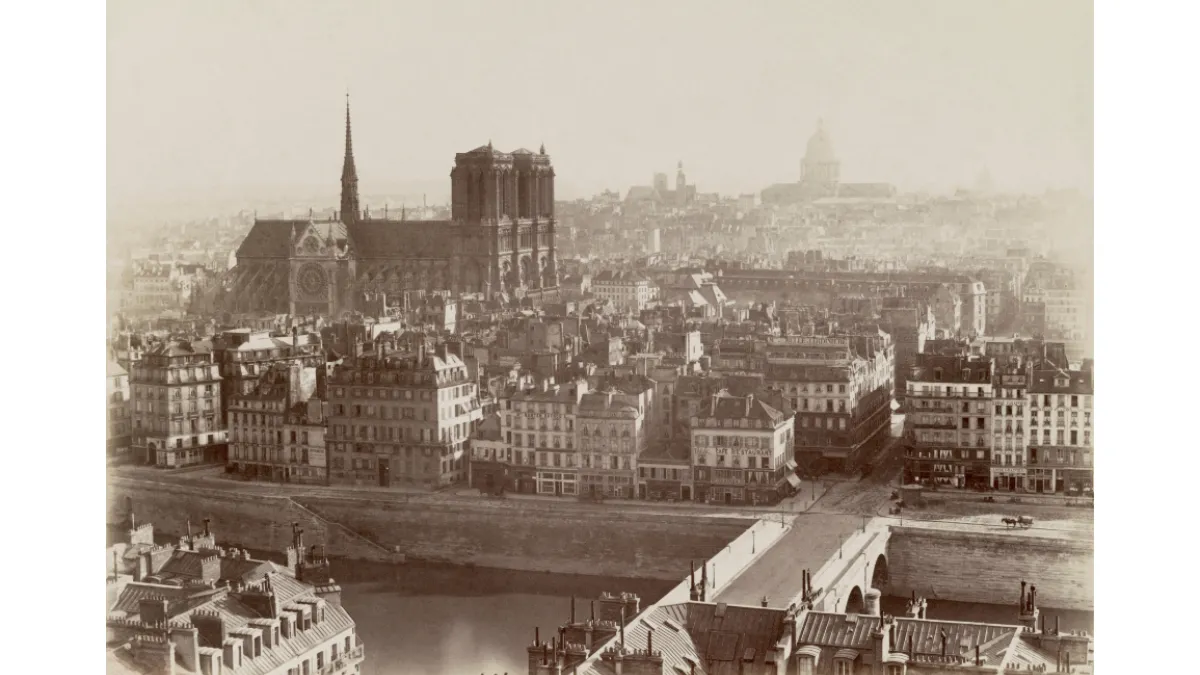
[724,492,732,505]
[638,484,646,499]
[682,486,692,501]
[485,473,494,491]
[378,459,390,487]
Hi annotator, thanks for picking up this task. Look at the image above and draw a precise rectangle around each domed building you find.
[760,119,897,206]
[800,118,841,194]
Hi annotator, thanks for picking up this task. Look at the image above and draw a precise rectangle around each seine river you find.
[335,560,1093,675]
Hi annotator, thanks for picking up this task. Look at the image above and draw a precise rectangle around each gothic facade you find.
[226,102,560,318]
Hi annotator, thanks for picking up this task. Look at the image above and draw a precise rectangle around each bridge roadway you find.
[713,513,863,609]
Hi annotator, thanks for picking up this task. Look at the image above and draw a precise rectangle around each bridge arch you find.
[871,554,890,592]
[844,585,865,614]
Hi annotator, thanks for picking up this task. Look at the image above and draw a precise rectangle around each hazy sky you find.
[108,0,1092,212]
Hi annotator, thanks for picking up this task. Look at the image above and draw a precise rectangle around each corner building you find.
[325,343,482,488]
[130,340,226,467]
[691,391,795,505]
[228,102,560,315]
[1026,366,1093,494]
[903,355,994,489]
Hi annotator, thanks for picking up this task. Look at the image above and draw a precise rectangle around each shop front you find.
[990,466,1027,492]
[1025,467,1055,494]
[1058,468,1093,496]
[537,470,578,496]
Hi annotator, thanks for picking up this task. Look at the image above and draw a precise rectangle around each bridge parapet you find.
[797,518,893,613]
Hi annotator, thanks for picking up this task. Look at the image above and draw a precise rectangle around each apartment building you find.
[283,394,328,485]
[690,391,796,505]
[1026,366,1093,494]
[592,270,658,313]
[576,385,648,498]
[493,378,590,496]
[214,328,325,425]
[108,359,132,457]
[227,362,318,482]
[130,339,226,467]
[106,520,363,675]
[990,362,1030,491]
[325,342,482,488]
[761,333,894,472]
[903,354,994,489]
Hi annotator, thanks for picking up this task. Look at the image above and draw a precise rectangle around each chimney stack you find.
[570,597,576,625]
[619,607,625,649]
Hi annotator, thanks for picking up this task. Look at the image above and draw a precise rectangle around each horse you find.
[1001,517,1019,528]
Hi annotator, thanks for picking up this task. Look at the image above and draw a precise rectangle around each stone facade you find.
[129,340,226,467]
[226,105,560,317]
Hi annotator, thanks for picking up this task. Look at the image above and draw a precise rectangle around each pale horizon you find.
[108,0,1093,220]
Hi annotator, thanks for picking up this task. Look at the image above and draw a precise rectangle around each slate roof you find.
[235,220,307,259]
[235,218,452,261]
[580,602,789,675]
[110,572,357,675]
[797,612,1024,669]
[346,220,454,259]
[1029,368,1093,395]
[703,392,789,424]
[145,339,216,357]
[155,549,283,585]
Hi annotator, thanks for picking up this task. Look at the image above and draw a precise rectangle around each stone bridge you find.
[803,520,893,613]
[710,515,1092,613]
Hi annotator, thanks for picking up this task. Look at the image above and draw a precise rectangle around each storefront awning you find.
[786,473,802,489]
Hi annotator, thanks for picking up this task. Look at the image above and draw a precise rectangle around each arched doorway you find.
[871,554,890,592]
[844,586,865,614]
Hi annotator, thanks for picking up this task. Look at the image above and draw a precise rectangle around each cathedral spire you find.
[340,92,360,225]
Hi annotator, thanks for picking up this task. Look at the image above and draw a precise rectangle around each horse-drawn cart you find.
[1001,515,1034,529]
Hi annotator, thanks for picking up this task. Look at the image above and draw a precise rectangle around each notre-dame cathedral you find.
[226,100,560,317]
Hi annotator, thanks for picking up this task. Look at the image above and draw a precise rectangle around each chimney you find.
[1019,581,1039,630]
[139,597,170,625]
[619,607,625,650]
[186,520,194,549]
[199,553,221,584]
[203,518,211,537]
[570,597,576,624]
[170,626,200,673]
[864,588,881,616]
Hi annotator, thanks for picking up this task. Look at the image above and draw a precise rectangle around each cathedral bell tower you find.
[340,95,360,226]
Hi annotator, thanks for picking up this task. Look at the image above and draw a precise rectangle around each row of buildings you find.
[111,302,1093,499]
[904,348,1094,495]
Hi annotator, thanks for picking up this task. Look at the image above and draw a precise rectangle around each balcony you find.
[324,646,365,673]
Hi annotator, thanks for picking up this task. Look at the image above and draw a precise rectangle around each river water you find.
[336,560,1093,675]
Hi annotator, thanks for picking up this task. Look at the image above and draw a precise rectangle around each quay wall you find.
[107,480,752,581]
[887,526,1094,611]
